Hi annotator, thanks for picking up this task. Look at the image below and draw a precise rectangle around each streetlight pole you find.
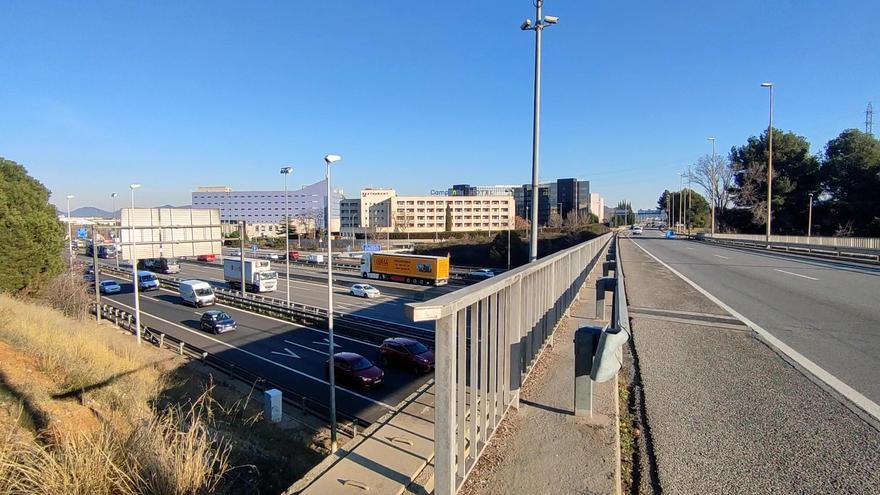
[507,228,512,270]
[687,166,692,235]
[708,137,716,236]
[281,166,293,307]
[677,172,684,233]
[807,192,814,238]
[521,1,558,262]
[66,195,75,269]
[762,82,774,242]
[324,154,342,453]
[111,192,119,267]
[129,184,142,345]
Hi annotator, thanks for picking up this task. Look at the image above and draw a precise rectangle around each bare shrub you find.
[39,269,92,320]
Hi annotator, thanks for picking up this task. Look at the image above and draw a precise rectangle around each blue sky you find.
[2,1,877,211]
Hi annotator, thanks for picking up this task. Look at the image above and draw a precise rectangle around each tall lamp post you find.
[807,192,814,238]
[111,192,119,267]
[707,137,716,236]
[521,1,558,262]
[324,153,342,453]
[66,195,75,269]
[677,172,684,232]
[129,184,142,345]
[761,82,774,242]
[281,166,293,307]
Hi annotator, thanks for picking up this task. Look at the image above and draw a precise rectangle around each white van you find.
[179,280,216,307]
[307,254,324,264]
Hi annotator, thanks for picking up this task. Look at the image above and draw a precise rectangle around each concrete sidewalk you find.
[458,255,621,495]
[620,238,880,494]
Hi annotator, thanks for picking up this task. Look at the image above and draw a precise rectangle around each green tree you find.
[729,128,820,233]
[610,201,635,227]
[821,129,880,236]
[444,203,453,233]
[0,158,65,293]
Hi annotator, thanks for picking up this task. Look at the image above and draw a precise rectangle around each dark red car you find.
[379,337,435,374]
[326,352,384,389]
[289,251,300,261]
[197,254,216,262]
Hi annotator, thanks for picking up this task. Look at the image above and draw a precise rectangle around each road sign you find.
[77,227,88,238]
[364,243,381,252]
[251,244,258,253]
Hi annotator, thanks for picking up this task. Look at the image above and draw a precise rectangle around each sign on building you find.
[119,208,222,260]
[364,243,382,252]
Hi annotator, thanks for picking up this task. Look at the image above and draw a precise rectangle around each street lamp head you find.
[520,18,532,30]
[543,15,559,24]
[761,82,773,88]
[324,154,342,164]
[129,183,141,190]
[111,192,118,198]
[280,166,293,175]
[708,137,716,141]
[66,194,75,199]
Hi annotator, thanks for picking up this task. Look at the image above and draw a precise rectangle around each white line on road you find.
[628,238,880,425]
[285,340,330,356]
[104,298,396,410]
[774,269,819,281]
[713,254,729,260]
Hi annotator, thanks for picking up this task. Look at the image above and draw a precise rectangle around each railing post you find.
[435,313,456,495]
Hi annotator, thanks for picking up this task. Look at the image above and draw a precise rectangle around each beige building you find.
[590,193,605,222]
[341,189,515,233]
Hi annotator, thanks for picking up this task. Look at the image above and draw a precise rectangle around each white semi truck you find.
[223,258,278,292]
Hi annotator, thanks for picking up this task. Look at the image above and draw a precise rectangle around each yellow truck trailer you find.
[360,252,450,285]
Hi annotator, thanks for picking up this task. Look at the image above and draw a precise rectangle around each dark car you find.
[199,310,236,334]
[326,352,384,389]
[379,337,435,374]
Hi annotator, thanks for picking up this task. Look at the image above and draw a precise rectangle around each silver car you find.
[350,284,381,298]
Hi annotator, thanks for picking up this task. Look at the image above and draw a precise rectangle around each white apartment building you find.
[341,189,514,233]
[590,193,605,222]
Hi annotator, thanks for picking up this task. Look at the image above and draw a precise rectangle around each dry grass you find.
[39,268,93,320]
[0,293,235,494]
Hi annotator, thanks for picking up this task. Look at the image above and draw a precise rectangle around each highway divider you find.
[88,302,364,434]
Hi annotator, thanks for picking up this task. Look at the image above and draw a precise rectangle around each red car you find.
[326,352,384,389]
[379,337,435,374]
[289,251,301,261]
[197,254,216,262]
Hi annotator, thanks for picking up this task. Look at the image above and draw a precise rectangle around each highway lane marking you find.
[284,340,329,356]
[103,298,397,411]
[628,238,880,425]
[713,254,729,260]
[271,348,301,359]
[774,269,819,281]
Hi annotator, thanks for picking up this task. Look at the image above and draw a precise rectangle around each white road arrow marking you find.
[270,348,301,359]
[314,338,341,348]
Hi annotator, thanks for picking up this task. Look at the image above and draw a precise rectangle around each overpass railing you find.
[405,233,612,495]
[708,233,880,261]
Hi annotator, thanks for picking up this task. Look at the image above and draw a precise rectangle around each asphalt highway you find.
[84,254,437,329]
[627,228,880,412]
[96,272,433,424]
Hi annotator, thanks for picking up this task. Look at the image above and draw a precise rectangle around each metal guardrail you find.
[89,302,364,434]
[405,233,612,495]
[98,266,435,345]
[705,234,880,262]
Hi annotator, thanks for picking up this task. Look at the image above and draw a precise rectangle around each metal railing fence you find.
[405,233,611,495]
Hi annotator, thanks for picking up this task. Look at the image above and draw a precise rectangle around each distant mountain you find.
[70,206,114,218]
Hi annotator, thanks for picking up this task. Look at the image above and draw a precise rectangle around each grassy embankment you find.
[0,293,325,494]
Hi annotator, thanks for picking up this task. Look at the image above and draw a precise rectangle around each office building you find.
[191,180,344,234]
